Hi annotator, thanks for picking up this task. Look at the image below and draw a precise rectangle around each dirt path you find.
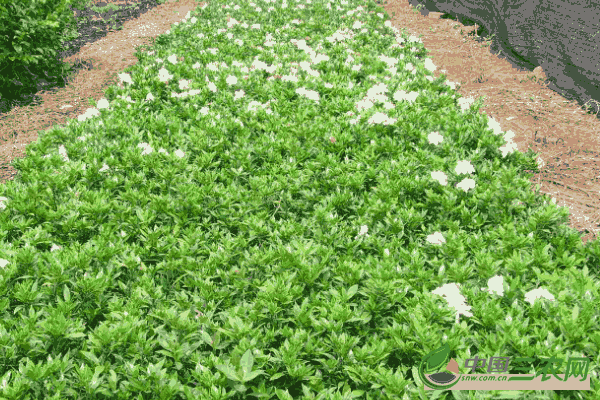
[0,0,204,182]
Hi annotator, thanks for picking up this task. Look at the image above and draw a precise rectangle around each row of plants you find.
[0,0,598,398]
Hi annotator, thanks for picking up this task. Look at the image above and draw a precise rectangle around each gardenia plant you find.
[0,0,597,398]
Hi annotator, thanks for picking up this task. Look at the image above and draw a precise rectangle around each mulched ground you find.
[59,0,172,61]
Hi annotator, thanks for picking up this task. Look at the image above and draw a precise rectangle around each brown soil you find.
[374,0,600,246]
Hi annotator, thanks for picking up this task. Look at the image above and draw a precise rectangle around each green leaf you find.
[215,363,241,382]
[79,350,100,365]
[572,305,579,321]
[274,388,294,400]
[63,285,70,302]
[241,369,266,383]
[239,349,254,379]
[347,284,358,299]
[66,332,86,339]
[269,373,284,381]
[200,330,213,346]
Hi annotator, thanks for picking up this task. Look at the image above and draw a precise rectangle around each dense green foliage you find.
[0,0,82,100]
[0,0,598,398]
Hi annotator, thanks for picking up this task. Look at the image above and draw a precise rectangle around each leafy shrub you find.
[0,0,81,101]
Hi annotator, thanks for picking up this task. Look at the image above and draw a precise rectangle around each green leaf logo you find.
[423,343,450,374]
[418,344,460,390]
